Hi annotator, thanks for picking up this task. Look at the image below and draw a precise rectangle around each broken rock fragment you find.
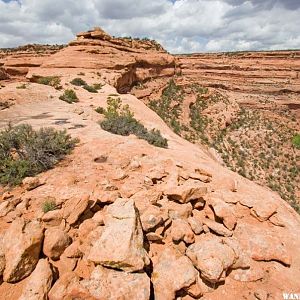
[164,180,207,203]
[19,259,54,300]
[3,218,44,283]
[88,198,149,271]
[81,265,150,300]
[186,236,236,283]
[152,246,198,300]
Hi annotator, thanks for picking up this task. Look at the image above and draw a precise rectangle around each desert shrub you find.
[95,107,105,114]
[0,101,11,110]
[100,97,168,148]
[92,83,104,90]
[42,200,57,213]
[37,76,61,89]
[83,85,98,93]
[292,134,300,149]
[70,78,87,86]
[0,124,78,186]
[59,89,78,103]
[16,84,27,89]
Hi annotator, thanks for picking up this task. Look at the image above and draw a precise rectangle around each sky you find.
[0,0,300,53]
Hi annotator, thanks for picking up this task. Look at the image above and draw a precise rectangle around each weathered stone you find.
[64,241,83,258]
[43,228,71,260]
[209,196,237,230]
[187,217,203,235]
[42,210,63,227]
[140,205,164,232]
[3,219,44,283]
[164,181,207,203]
[169,218,195,244]
[63,194,90,225]
[152,246,197,300]
[19,259,53,300]
[250,199,278,222]
[81,265,150,300]
[22,177,44,191]
[202,218,233,237]
[48,272,84,300]
[186,236,236,283]
[88,198,149,272]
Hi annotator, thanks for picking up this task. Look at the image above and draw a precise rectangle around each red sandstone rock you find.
[88,198,150,272]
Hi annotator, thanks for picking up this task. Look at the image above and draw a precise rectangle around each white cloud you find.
[0,0,299,53]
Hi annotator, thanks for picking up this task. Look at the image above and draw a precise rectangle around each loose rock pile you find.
[0,153,296,299]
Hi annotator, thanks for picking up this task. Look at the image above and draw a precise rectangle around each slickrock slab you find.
[19,259,53,300]
[152,247,198,300]
[81,266,150,300]
[3,219,44,283]
[88,198,149,271]
[235,223,291,266]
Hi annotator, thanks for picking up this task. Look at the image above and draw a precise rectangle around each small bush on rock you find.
[83,85,98,93]
[100,96,168,148]
[42,200,57,213]
[292,134,300,149]
[0,124,78,186]
[59,89,78,103]
[37,76,61,89]
[70,78,87,86]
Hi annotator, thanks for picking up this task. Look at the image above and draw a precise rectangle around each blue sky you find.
[0,0,300,53]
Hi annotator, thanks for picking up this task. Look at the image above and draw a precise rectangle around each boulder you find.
[3,218,44,283]
[164,181,207,203]
[186,236,237,283]
[140,205,164,232]
[88,198,149,272]
[43,228,71,260]
[81,265,150,300]
[19,259,53,300]
[169,218,195,244]
[152,246,198,300]
[42,210,63,228]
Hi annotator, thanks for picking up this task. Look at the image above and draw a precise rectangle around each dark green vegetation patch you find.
[0,124,78,186]
[99,96,168,148]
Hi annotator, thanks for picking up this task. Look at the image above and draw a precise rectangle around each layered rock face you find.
[178,51,300,95]
[0,28,300,300]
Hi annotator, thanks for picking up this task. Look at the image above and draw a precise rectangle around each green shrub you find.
[16,84,27,89]
[0,124,78,186]
[70,78,87,86]
[59,89,78,103]
[42,200,57,213]
[37,76,61,89]
[292,134,300,149]
[100,97,168,148]
[95,107,105,114]
[92,83,104,90]
[83,85,98,93]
